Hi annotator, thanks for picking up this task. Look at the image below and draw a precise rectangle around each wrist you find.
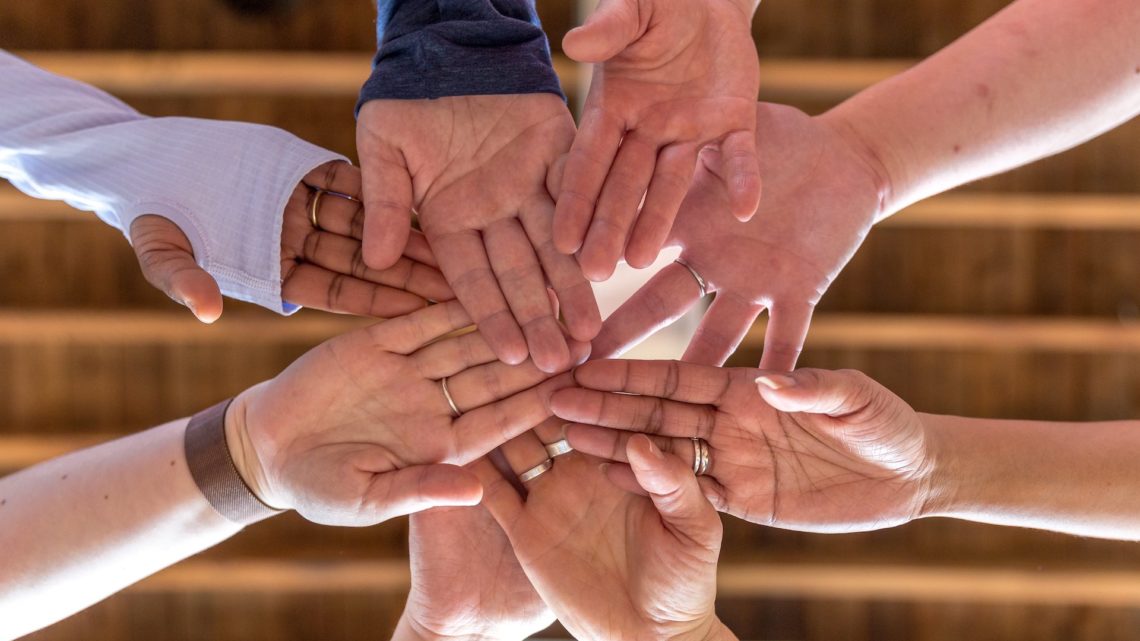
[225,383,286,511]
[816,108,899,222]
[914,413,972,519]
[393,613,517,641]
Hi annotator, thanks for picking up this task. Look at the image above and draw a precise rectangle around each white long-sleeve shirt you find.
[0,50,346,313]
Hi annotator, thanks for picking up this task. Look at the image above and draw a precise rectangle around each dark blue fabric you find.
[359,0,564,108]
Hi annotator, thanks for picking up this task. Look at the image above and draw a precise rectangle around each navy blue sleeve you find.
[358,0,565,107]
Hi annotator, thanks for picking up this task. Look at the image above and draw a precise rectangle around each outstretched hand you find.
[357,95,601,374]
[130,161,453,323]
[553,360,933,532]
[554,0,762,281]
[593,103,887,369]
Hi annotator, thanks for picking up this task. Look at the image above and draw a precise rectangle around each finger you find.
[593,262,701,359]
[755,368,882,419]
[412,329,495,380]
[484,218,570,373]
[448,339,591,410]
[303,160,363,200]
[626,435,721,549]
[718,130,762,222]
[758,303,816,371]
[453,373,575,462]
[561,0,640,63]
[360,463,483,524]
[566,423,691,468]
[404,230,441,269]
[625,144,699,269]
[433,229,528,365]
[471,457,525,529]
[683,293,763,366]
[301,231,453,302]
[371,299,472,354]
[497,431,554,491]
[359,151,413,269]
[579,134,657,281]
[130,214,223,323]
[550,388,717,439]
[520,197,602,343]
[570,359,733,404]
[554,108,624,255]
[281,263,427,318]
[602,462,649,496]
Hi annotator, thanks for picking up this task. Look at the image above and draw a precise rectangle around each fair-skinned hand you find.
[395,504,555,641]
[593,103,887,369]
[130,161,453,323]
[554,0,762,281]
[224,300,588,526]
[474,439,736,641]
[552,360,933,533]
[356,95,601,374]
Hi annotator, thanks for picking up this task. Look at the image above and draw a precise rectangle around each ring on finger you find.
[440,377,462,418]
[544,439,573,458]
[310,189,325,229]
[691,437,711,476]
[518,458,553,483]
[675,258,708,298]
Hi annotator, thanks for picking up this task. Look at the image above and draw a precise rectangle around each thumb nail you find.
[646,438,665,460]
[756,374,797,391]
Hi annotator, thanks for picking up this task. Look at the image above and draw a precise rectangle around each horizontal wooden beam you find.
[15,51,904,100]
[111,559,1140,607]
[745,315,1140,354]
[0,434,113,471]
[6,189,1139,230]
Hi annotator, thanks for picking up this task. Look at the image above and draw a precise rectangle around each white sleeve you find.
[0,50,348,314]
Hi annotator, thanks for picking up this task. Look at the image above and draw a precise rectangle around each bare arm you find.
[0,420,239,640]
[825,0,1140,219]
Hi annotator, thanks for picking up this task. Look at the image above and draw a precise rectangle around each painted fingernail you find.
[756,374,796,390]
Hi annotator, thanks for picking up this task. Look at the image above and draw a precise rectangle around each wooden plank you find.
[16,51,905,100]
[0,434,112,470]
[746,315,1140,353]
[6,189,1138,229]
[112,558,1140,607]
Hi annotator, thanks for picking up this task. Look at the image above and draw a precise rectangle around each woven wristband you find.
[184,399,282,525]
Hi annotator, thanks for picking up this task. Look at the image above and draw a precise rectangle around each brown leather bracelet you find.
[184,399,282,525]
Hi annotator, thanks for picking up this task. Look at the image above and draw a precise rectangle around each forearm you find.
[0,420,241,639]
[823,0,1140,218]
[921,413,1140,540]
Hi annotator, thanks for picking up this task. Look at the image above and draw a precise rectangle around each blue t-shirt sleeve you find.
[359,0,565,106]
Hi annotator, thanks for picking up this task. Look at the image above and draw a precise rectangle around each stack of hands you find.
[4,0,1140,637]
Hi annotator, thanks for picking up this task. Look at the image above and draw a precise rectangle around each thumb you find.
[562,0,641,63]
[130,214,223,323]
[627,434,721,551]
[755,368,877,418]
[716,130,762,222]
[363,464,483,523]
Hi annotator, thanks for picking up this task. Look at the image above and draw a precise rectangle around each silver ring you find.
[440,377,462,418]
[544,439,573,458]
[518,458,553,483]
[691,438,710,476]
[674,258,708,298]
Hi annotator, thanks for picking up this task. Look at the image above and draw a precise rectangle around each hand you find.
[553,0,762,281]
[225,300,588,526]
[130,161,453,323]
[396,505,554,641]
[594,103,888,369]
[357,95,601,374]
[552,360,933,532]
[474,440,732,641]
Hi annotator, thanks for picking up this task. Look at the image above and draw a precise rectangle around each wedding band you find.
[544,439,573,458]
[675,258,708,298]
[440,377,462,418]
[518,458,553,483]
[310,189,324,229]
[691,438,710,476]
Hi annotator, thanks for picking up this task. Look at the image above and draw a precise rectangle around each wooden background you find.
[4,0,1140,639]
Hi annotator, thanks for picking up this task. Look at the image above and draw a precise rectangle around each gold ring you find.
[310,189,325,229]
[440,377,462,418]
[518,458,553,483]
[691,438,710,476]
[675,258,708,298]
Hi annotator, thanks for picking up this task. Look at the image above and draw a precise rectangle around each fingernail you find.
[647,439,665,460]
[756,374,796,390]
